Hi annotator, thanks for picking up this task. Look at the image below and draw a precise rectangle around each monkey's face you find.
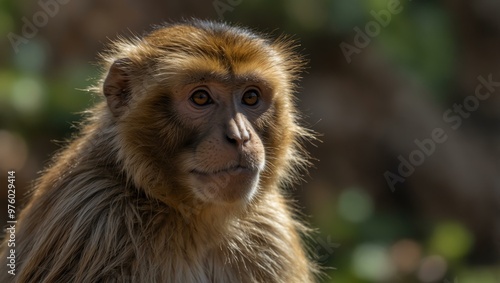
[175,81,269,204]
[102,22,305,207]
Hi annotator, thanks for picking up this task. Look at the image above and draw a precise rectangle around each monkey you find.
[0,19,318,283]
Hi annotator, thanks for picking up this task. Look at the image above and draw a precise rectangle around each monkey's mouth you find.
[190,165,252,176]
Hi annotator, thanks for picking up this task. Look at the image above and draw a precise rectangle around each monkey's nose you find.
[226,131,250,146]
[226,115,251,146]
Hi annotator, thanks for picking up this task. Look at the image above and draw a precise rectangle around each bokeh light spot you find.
[429,221,473,261]
[417,255,447,282]
[13,40,48,73]
[338,187,373,223]
[390,239,422,273]
[10,77,45,114]
[352,244,395,281]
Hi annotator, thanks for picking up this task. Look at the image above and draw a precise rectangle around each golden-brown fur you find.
[0,20,318,282]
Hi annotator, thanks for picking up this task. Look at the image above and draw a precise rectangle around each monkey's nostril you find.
[226,131,250,146]
[226,135,238,144]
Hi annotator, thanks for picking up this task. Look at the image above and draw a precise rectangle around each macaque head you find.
[100,20,308,208]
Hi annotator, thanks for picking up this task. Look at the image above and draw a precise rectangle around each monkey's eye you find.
[190,90,213,106]
[242,89,260,106]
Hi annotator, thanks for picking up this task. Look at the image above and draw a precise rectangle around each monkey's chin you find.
[189,167,260,205]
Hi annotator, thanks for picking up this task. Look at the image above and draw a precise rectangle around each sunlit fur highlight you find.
[0,20,318,282]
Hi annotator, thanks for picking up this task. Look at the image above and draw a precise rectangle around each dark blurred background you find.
[0,0,499,282]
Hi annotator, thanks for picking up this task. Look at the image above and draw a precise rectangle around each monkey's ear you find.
[103,58,132,117]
